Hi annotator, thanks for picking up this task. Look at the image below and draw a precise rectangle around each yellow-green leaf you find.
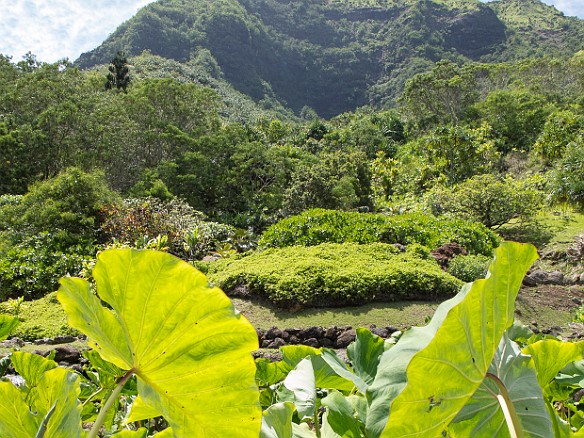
[57,248,261,437]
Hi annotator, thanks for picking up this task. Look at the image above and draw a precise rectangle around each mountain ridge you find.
[76,0,584,118]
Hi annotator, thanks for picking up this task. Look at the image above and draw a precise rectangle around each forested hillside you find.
[76,0,584,117]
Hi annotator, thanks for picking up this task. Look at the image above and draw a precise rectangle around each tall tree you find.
[105,51,131,91]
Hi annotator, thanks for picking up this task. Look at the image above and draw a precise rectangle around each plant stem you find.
[88,369,134,438]
[486,372,524,438]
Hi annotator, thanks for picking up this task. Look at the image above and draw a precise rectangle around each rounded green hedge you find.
[258,209,501,256]
[206,243,463,307]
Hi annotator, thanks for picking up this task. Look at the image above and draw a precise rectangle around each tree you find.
[441,174,544,229]
[105,51,131,91]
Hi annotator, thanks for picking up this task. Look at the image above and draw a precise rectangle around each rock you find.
[371,327,390,338]
[255,328,265,340]
[265,327,282,340]
[570,274,581,285]
[52,345,82,365]
[574,298,583,306]
[285,328,302,337]
[51,336,78,345]
[522,274,537,287]
[321,338,334,348]
[325,326,339,340]
[0,338,25,348]
[529,269,548,284]
[289,335,300,345]
[280,330,290,341]
[547,271,565,285]
[299,326,325,341]
[335,328,356,348]
[261,339,271,349]
[302,338,320,348]
[267,338,286,349]
[393,243,406,253]
[386,326,399,335]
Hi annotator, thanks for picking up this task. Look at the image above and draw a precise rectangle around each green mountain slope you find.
[76,0,584,118]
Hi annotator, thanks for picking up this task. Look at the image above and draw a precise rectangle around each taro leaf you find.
[0,314,19,341]
[260,401,296,438]
[321,390,363,438]
[523,339,584,390]
[111,428,148,437]
[33,368,83,438]
[292,422,317,437]
[284,357,317,420]
[379,241,538,437]
[124,395,161,423]
[10,351,57,404]
[58,248,261,437]
[346,328,388,391]
[256,358,288,386]
[0,367,83,438]
[449,334,552,437]
[321,348,367,393]
[365,283,472,437]
[0,381,38,437]
[281,345,355,392]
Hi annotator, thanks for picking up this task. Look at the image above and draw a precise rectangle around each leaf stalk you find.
[88,368,134,438]
[486,372,524,438]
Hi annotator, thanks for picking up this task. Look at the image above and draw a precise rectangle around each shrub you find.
[447,254,491,282]
[0,232,94,301]
[259,209,500,255]
[99,197,236,259]
[0,167,118,245]
[207,243,463,307]
[6,292,78,341]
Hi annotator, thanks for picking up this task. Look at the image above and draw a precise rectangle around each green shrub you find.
[207,243,463,307]
[0,167,118,245]
[447,254,491,282]
[99,197,236,259]
[0,232,94,301]
[259,209,500,255]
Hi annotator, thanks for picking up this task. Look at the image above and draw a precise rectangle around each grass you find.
[232,298,438,330]
[2,292,77,342]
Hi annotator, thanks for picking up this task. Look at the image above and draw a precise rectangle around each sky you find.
[0,0,583,64]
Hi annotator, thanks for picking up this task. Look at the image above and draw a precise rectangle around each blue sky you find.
[0,0,583,63]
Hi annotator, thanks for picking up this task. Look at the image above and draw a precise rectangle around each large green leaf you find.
[321,390,363,438]
[346,328,389,392]
[523,339,584,390]
[58,248,261,437]
[260,402,296,438]
[284,357,317,421]
[380,241,538,437]
[449,334,552,437]
[10,352,58,405]
[0,314,19,341]
[0,381,39,438]
[365,282,472,437]
[0,367,83,438]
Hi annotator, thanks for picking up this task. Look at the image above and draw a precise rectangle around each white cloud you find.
[541,0,584,18]
[0,0,582,64]
[0,0,155,63]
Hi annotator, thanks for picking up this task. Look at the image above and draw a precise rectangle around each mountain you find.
[77,0,584,118]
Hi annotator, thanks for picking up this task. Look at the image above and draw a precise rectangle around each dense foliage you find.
[76,0,584,117]
[205,242,462,306]
[259,209,500,255]
[3,243,584,437]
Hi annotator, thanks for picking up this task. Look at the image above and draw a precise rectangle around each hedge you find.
[258,209,501,256]
[206,243,463,307]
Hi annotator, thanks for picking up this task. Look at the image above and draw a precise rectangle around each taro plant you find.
[1,242,584,437]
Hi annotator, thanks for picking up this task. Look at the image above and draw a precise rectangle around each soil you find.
[516,284,584,334]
